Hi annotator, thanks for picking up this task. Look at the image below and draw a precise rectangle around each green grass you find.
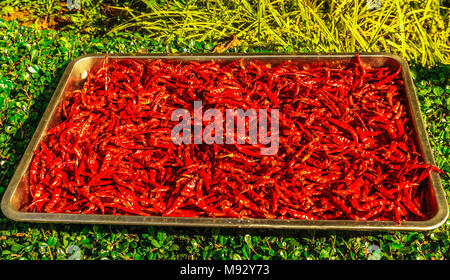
[1,0,449,66]
[0,18,449,260]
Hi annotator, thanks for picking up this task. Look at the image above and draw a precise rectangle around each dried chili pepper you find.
[25,54,443,223]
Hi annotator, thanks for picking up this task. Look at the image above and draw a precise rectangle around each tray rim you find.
[1,52,448,231]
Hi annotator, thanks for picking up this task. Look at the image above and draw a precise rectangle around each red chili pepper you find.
[163,178,198,216]
[24,55,441,223]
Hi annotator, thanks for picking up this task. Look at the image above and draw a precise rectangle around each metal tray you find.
[1,53,448,231]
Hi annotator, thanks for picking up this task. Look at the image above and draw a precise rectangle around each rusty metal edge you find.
[1,52,448,231]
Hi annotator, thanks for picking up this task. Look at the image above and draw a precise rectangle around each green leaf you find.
[27,65,39,73]
[398,246,414,254]
[157,231,166,244]
[242,244,250,260]
[151,239,161,248]
[232,253,242,260]
[432,86,444,95]
[47,237,57,247]
[11,244,24,253]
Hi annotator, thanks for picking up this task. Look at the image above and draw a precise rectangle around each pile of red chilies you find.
[26,55,442,222]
